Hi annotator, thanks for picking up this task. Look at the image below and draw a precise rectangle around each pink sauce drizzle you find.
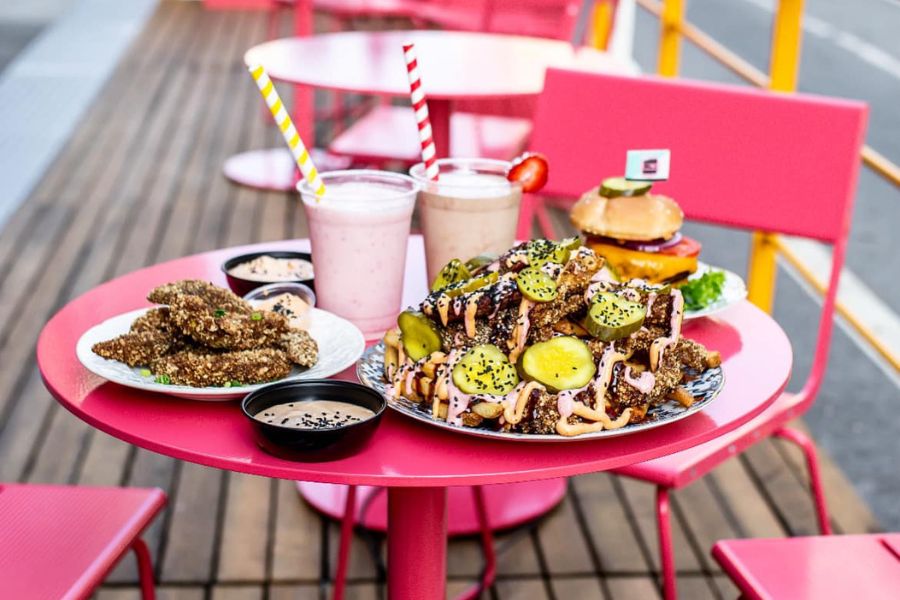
[623,367,655,395]
[650,289,685,371]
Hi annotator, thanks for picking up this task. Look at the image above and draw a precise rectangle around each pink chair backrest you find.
[531,69,868,243]
[530,68,868,409]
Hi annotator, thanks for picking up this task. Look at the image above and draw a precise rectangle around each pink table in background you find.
[38,237,792,599]
[225,30,638,190]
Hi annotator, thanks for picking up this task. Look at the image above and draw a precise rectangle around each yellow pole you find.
[589,0,614,50]
[658,0,685,76]
[746,0,804,312]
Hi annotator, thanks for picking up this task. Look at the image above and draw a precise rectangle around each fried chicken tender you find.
[529,247,603,336]
[147,280,249,313]
[278,329,319,367]
[130,307,175,333]
[151,348,292,387]
[169,295,288,350]
[92,331,176,367]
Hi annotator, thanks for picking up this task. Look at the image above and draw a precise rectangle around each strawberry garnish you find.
[507,152,549,193]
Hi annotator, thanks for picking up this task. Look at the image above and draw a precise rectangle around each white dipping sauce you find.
[254,400,375,429]
[229,255,314,282]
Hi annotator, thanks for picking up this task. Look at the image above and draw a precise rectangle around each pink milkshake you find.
[298,170,418,338]
[410,158,522,284]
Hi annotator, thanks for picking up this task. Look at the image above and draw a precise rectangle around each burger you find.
[569,177,701,285]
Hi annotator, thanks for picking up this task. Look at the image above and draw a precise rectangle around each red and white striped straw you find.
[403,42,440,181]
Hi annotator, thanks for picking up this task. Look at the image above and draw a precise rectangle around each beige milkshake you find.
[410,158,522,284]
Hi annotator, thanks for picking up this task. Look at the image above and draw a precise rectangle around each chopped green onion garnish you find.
[251,312,263,321]
[154,374,171,384]
[139,368,151,377]
[230,380,241,387]
[223,382,231,388]
[214,309,226,318]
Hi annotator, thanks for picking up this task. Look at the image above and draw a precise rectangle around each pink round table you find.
[38,237,792,599]
[225,30,638,190]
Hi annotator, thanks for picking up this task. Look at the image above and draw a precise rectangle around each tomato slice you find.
[659,236,701,257]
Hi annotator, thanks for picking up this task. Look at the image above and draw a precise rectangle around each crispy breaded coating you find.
[278,329,319,367]
[529,247,603,334]
[674,337,719,370]
[92,331,175,367]
[147,280,249,312]
[130,307,175,333]
[169,295,288,350]
[151,348,292,387]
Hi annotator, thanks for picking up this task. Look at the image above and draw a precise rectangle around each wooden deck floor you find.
[2,2,882,598]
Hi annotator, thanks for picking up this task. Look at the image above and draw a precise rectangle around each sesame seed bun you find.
[570,188,684,241]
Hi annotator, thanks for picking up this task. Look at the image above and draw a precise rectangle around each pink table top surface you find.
[38,237,792,487]
[244,30,639,99]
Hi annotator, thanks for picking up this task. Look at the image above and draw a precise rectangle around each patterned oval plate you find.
[77,307,365,401]
[683,263,747,320]
[356,342,725,442]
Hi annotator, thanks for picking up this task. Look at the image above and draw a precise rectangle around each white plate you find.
[77,307,365,400]
[683,263,747,320]
[357,342,725,442]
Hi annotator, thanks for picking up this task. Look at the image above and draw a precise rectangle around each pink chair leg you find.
[332,485,358,600]
[457,486,497,600]
[132,538,156,600]
[656,486,677,600]
[773,426,833,535]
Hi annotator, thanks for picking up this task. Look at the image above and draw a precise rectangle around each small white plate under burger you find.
[682,262,747,320]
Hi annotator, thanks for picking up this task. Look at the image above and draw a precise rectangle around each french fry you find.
[472,402,504,419]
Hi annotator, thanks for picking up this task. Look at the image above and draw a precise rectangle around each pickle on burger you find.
[569,178,700,285]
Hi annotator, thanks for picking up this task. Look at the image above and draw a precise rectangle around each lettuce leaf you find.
[679,270,726,311]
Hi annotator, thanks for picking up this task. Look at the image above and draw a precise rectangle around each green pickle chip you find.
[516,267,558,302]
[518,337,596,392]
[585,292,647,341]
[599,177,652,198]
[452,344,519,395]
[431,259,471,292]
[398,310,442,361]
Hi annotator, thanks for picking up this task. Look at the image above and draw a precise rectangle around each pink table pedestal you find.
[228,30,638,189]
[39,237,792,600]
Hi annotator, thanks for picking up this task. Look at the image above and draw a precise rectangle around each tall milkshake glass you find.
[410,158,522,284]
[298,170,418,339]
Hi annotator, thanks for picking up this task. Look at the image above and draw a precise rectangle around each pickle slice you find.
[398,310,442,361]
[516,267,558,302]
[452,344,519,395]
[585,292,647,341]
[525,239,559,267]
[443,271,499,298]
[550,236,583,264]
[464,253,499,274]
[599,177,652,198]
[431,259,471,292]
[518,336,596,392]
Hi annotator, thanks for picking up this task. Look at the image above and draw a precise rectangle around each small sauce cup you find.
[241,380,385,461]
[222,251,314,296]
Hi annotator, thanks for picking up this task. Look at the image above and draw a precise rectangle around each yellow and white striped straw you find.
[248,64,326,197]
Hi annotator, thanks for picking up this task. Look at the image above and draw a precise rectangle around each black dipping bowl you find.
[241,380,386,461]
[222,251,314,297]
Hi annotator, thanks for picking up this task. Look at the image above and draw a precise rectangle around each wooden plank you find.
[708,456,786,539]
[670,478,738,573]
[551,576,606,598]
[211,585,264,600]
[494,526,542,577]
[533,491,595,575]
[615,478,702,573]
[97,586,206,600]
[495,578,550,599]
[217,473,274,581]
[268,584,320,600]
[270,479,322,582]
[571,473,650,573]
[675,575,719,600]
[604,576,661,600]
[160,463,225,582]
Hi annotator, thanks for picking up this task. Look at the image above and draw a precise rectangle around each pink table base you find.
[298,478,566,534]
[39,237,792,600]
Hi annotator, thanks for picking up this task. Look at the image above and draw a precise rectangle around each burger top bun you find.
[569,188,684,241]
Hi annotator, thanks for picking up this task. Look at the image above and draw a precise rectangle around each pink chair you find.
[528,68,868,599]
[712,534,900,599]
[0,484,167,599]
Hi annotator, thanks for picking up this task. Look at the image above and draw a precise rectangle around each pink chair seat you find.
[712,534,900,600]
[614,392,801,489]
[0,484,166,599]
[328,104,531,163]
